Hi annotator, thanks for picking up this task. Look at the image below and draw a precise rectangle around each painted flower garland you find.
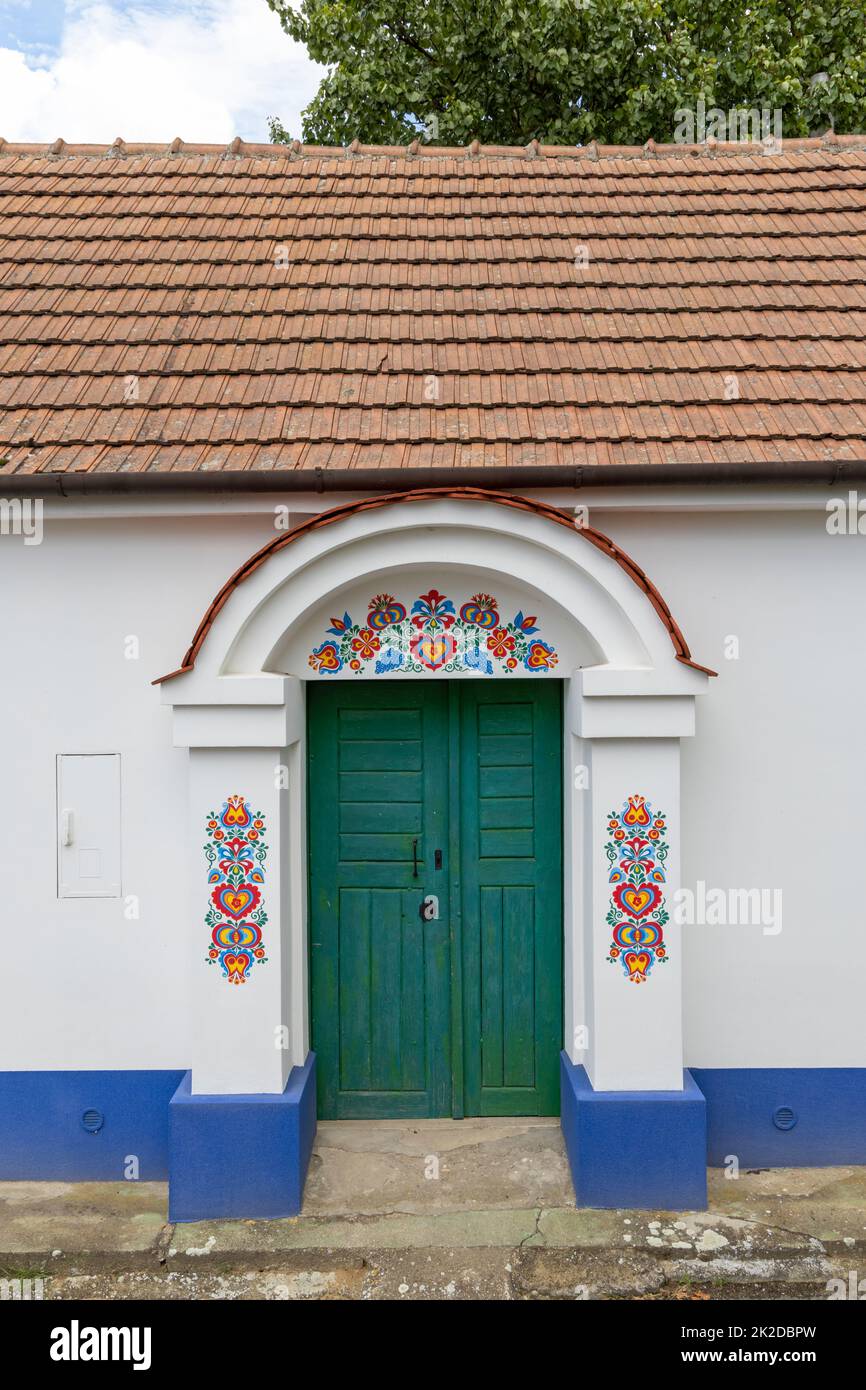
[605,795,669,983]
[309,589,558,675]
[203,795,269,984]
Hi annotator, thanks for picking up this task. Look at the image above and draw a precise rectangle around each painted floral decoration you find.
[605,795,669,983]
[204,795,269,984]
[309,589,558,675]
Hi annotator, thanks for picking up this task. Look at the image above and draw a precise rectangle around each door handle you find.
[61,808,74,846]
[412,838,418,878]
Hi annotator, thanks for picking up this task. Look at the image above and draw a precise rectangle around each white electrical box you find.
[56,754,122,898]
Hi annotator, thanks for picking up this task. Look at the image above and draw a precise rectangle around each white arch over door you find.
[165,498,705,691]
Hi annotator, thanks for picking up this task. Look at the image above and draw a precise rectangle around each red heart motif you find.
[223,952,253,983]
[222,797,251,828]
[525,640,557,670]
[411,632,456,670]
[624,951,651,981]
[623,797,651,827]
[310,641,341,672]
[211,884,260,920]
[612,882,662,919]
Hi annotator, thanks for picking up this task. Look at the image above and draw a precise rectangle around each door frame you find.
[163,492,709,1105]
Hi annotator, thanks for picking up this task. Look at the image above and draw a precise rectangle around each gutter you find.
[2,460,866,496]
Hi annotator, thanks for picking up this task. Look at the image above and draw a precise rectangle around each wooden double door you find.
[308,681,562,1118]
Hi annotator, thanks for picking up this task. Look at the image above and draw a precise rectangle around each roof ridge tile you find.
[0,135,865,164]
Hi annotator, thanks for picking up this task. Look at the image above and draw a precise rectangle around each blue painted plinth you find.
[560,1053,707,1210]
[692,1067,866,1168]
[0,1070,184,1180]
[168,1053,317,1221]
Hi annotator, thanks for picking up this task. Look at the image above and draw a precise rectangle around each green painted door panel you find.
[308,685,451,1118]
[459,684,563,1117]
[308,680,562,1120]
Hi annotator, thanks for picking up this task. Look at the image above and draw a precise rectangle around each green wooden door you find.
[308,681,562,1119]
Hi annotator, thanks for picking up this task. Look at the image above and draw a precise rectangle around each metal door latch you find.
[419,895,439,922]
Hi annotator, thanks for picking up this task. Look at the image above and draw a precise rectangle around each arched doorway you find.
[159,490,713,1219]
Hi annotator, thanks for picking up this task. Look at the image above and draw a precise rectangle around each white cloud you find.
[0,0,324,144]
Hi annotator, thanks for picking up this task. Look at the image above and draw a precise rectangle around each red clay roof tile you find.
[0,138,865,477]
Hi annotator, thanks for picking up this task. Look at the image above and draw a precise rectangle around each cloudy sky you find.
[0,0,324,144]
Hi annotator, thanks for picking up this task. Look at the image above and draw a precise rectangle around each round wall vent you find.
[81,1109,104,1134]
[772,1106,797,1131]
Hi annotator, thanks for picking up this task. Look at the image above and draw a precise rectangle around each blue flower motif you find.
[464,648,493,674]
[374,648,404,673]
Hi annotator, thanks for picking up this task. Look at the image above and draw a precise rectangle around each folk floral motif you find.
[605,795,669,984]
[203,795,268,984]
[308,589,558,675]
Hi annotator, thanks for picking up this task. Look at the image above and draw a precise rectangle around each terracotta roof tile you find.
[0,138,865,476]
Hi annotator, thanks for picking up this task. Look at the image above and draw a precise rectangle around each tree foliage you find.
[265,0,866,147]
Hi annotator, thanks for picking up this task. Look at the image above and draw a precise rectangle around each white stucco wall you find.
[589,502,866,1069]
[0,512,272,1071]
[1,487,862,1073]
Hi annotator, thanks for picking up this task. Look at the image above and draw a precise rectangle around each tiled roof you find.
[1,135,866,481]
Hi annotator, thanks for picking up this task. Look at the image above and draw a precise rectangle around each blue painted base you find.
[0,1070,185,1180]
[692,1068,866,1168]
[1,1062,862,1199]
[168,1054,317,1222]
[560,1053,707,1210]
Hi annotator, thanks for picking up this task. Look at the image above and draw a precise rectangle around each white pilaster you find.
[565,672,700,1093]
[165,676,307,1095]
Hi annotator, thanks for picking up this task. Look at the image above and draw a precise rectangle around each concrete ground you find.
[1,1118,864,1300]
